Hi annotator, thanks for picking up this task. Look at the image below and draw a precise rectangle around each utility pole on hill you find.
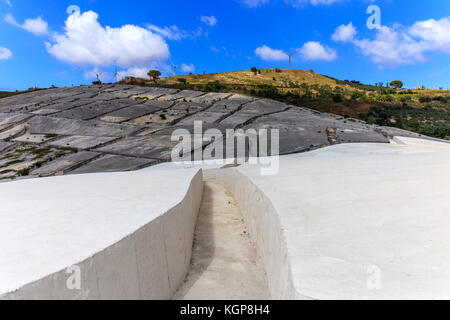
[173,64,177,76]
[288,51,297,72]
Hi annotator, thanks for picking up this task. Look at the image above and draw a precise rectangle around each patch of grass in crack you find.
[44,134,58,139]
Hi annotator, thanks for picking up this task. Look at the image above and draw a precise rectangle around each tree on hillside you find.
[251,67,258,75]
[148,70,162,82]
[390,80,403,89]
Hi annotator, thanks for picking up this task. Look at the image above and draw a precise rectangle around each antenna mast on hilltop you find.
[114,66,118,83]
[173,64,178,76]
[288,51,297,72]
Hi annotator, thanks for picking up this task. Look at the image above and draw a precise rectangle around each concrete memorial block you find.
[0,141,13,153]
[241,98,288,114]
[189,93,232,104]
[49,136,118,149]
[158,90,205,101]
[133,87,179,100]
[100,104,161,123]
[31,151,101,176]
[28,116,139,137]
[56,99,138,121]
[0,124,26,140]
[69,155,158,174]
[31,109,60,116]
[0,168,203,300]
[0,113,33,126]
[177,111,226,125]
[12,132,56,144]
[96,135,179,160]
[43,99,97,111]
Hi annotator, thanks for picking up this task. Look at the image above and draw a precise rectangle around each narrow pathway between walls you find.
[173,177,270,300]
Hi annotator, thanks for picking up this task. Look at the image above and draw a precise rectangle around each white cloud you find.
[46,11,170,69]
[180,63,195,73]
[238,0,270,7]
[5,13,49,36]
[254,45,288,61]
[2,0,12,7]
[334,17,450,67]
[0,46,12,60]
[117,67,151,80]
[409,18,450,53]
[298,41,337,61]
[201,16,217,27]
[147,24,202,40]
[331,22,357,43]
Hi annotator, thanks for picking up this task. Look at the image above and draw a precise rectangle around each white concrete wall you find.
[0,169,203,300]
[214,168,307,300]
[214,137,450,299]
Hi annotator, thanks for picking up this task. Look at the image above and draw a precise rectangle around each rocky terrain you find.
[0,84,430,182]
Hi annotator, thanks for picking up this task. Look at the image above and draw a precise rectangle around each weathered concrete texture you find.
[56,99,138,120]
[215,138,450,300]
[49,136,118,149]
[95,135,178,160]
[32,151,100,176]
[158,90,205,101]
[0,124,26,140]
[12,132,55,144]
[100,104,160,123]
[0,113,33,125]
[28,116,138,137]
[68,155,157,174]
[0,141,13,152]
[0,168,203,300]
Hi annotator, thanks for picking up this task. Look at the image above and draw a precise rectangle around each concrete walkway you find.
[173,179,270,300]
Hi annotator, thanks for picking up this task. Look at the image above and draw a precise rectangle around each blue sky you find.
[0,0,449,91]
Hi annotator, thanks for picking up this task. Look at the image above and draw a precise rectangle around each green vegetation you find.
[390,80,404,89]
[147,70,162,82]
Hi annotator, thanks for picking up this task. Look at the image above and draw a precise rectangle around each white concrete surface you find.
[215,137,450,299]
[0,168,203,300]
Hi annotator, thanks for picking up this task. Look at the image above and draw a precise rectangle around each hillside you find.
[0,84,435,182]
[121,68,450,140]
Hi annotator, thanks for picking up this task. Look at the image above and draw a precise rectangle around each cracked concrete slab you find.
[28,116,139,137]
[158,90,205,101]
[49,135,118,149]
[100,104,160,123]
[56,99,138,120]
[32,151,100,176]
[68,155,158,174]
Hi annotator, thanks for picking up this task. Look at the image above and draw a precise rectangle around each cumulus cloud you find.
[45,11,170,69]
[5,13,49,36]
[0,46,12,60]
[147,24,202,40]
[238,0,270,7]
[117,67,151,80]
[201,16,217,27]
[333,17,450,67]
[254,45,289,61]
[331,22,357,43]
[180,63,195,73]
[298,41,337,61]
